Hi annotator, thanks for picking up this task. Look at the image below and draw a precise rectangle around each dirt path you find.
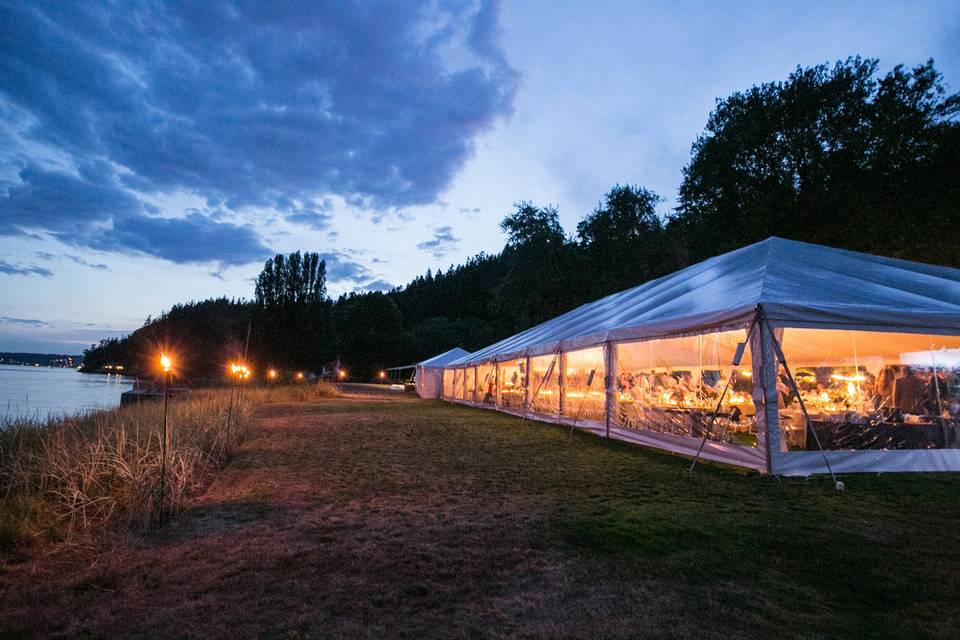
[0,395,635,639]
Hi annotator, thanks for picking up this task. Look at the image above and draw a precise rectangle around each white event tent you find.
[440,237,960,475]
[415,347,471,398]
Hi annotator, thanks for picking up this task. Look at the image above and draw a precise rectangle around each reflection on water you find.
[0,364,134,421]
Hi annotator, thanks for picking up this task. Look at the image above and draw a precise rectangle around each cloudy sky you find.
[1,0,958,354]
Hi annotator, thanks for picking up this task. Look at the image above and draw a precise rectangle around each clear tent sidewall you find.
[757,321,960,475]
[441,326,770,473]
[440,313,960,475]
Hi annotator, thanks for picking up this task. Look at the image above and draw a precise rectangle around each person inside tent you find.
[893,366,928,416]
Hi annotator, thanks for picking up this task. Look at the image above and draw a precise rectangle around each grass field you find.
[2,393,958,639]
[0,383,338,547]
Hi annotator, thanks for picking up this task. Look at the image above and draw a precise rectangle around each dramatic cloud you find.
[1,316,48,326]
[0,165,271,265]
[317,251,398,294]
[0,1,518,261]
[35,252,109,271]
[417,226,461,257]
[320,252,376,284]
[0,164,142,238]
[286,209,334,231]
[90,211,270,266]
[64,255,109,271]
[0,260,53,277]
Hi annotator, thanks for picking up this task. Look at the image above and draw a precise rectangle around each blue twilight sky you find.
[1,1,958,354]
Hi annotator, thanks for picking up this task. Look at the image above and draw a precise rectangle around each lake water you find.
[0,364,134,421]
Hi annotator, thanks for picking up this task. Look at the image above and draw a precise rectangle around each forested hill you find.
[81,58,960,381]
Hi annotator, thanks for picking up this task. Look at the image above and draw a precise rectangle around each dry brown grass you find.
[240,379,340,404]
[0,382,338,549]
[1,394,958,639]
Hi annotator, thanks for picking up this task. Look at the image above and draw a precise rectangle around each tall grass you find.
[0,382,338,550]
[240,379,340,404]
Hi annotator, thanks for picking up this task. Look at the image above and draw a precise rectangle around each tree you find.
[577,184,665,296]
[251,251,333,372]
[673,57,960,265]
[500,201,565,247]
[492,202,582,330]
[334,292,403,379]
[254,251,327,307]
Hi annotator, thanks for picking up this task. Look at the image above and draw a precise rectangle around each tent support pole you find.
[759,316,841,490]
[523,355,531,417]
[558,352,566,424]
[758,309,776,475]
[689,317,758,474]
[604,341,615,438]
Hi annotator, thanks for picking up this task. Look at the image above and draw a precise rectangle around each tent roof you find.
[450,237,960,366]
[419,347,471,368]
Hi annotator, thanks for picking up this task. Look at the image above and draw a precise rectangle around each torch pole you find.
[233,372,240,433]
[227,371,235,440]
[161,370,170,515]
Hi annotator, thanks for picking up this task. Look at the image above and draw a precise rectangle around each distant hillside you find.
[0,353,82,368]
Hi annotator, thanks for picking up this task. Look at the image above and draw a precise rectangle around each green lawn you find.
[2,396,958,639]
[385,400,960,639]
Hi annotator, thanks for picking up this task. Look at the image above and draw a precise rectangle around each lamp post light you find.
[237,364,250,404]
[268,369,277,382]
[227,362,240,439]
[159,352,172,516]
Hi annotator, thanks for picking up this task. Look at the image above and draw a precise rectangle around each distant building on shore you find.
[0,353,83,368]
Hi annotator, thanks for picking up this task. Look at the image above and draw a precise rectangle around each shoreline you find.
[0,383,339,551]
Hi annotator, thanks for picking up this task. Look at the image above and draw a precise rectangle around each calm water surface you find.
[0,364,133,421]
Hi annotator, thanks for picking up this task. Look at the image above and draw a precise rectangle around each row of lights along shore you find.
[156,353,363,387]
[153,351,351,517]
[154,352,362,390]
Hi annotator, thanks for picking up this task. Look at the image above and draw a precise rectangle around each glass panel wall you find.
[529,353,561,417]
[614,330,757,446]
[443,368,455,399]
[565,347,606,423]
[455,368,470,401]
[497,358,526,411]
[777,329,960,450]
[465,366,477,404]
[451,368,464,401]
[477,363,497,406]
